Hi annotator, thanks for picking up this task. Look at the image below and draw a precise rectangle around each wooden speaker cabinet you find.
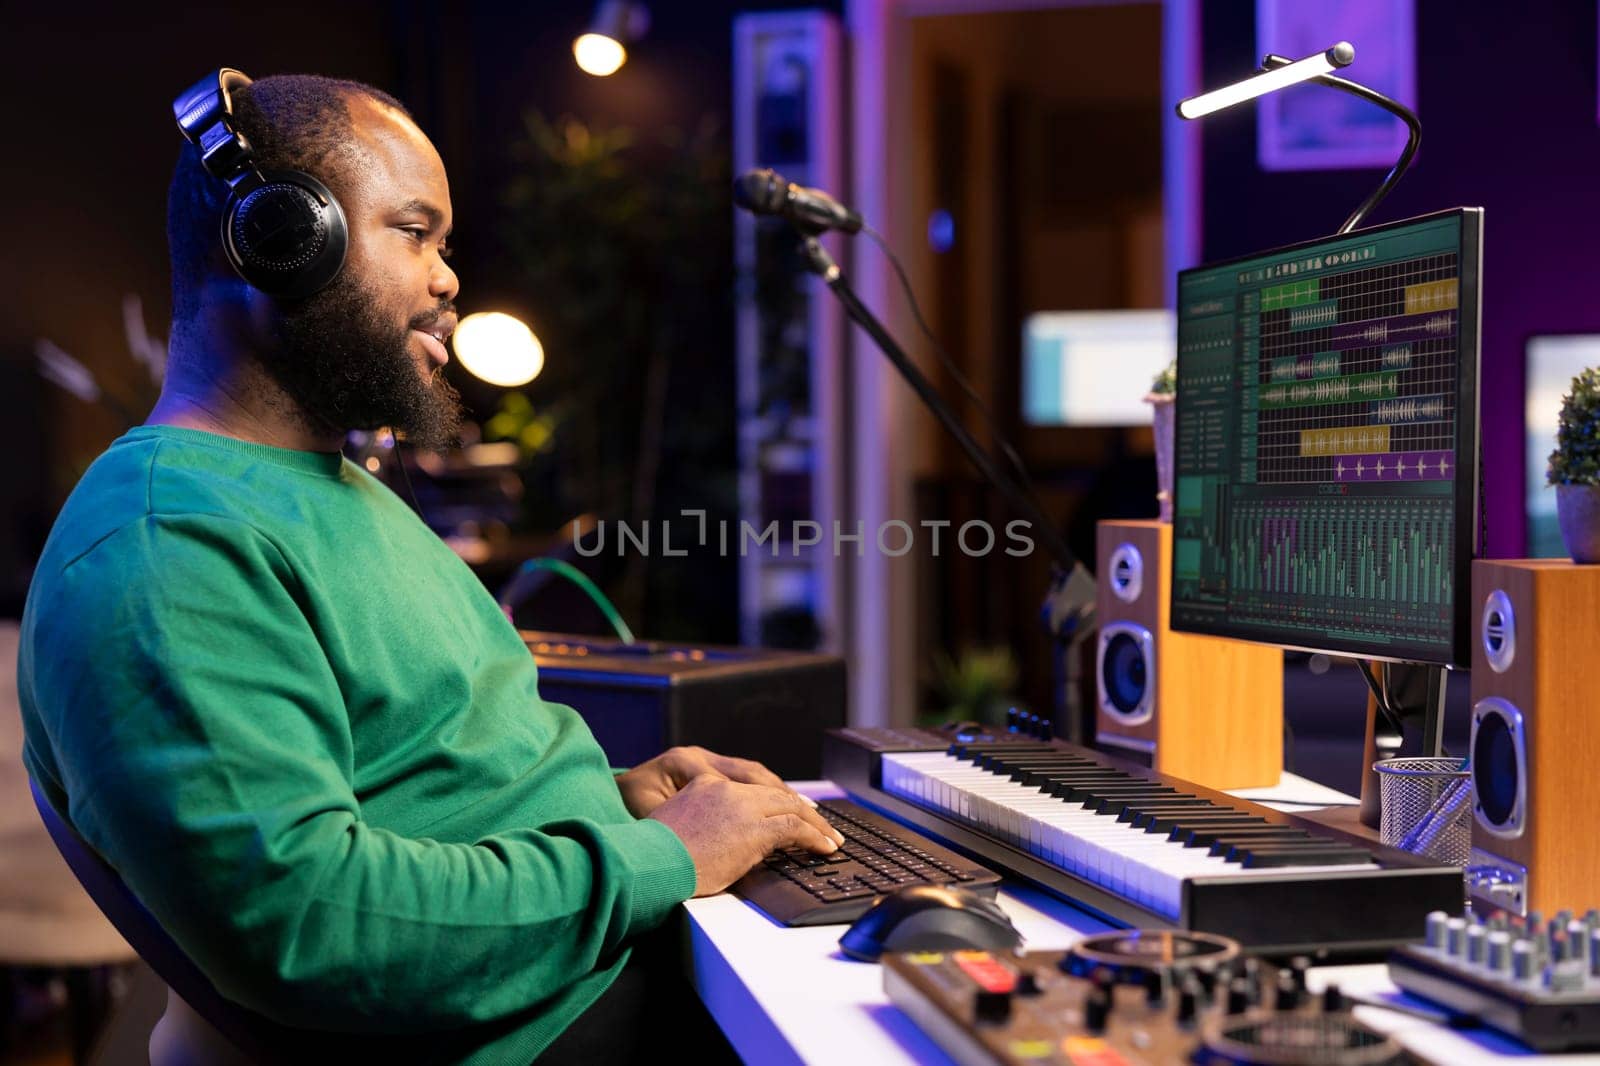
[1467,559,1600,917]
[1094,519,1283,789]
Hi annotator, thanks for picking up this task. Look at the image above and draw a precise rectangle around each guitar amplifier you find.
[521,631,847,779]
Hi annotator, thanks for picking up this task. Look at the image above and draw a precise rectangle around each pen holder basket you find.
[1374,757,1471,866]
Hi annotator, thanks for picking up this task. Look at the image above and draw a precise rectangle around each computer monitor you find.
[1170,208,1483,667]
[1022,310,1176,427]
[1525,334,1600,557]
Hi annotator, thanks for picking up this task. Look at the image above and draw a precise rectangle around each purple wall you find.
[1199,0,1600,557]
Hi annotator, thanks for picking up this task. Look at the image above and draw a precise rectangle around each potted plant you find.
[1548,367,1600,563]
[1145,360,1177,522]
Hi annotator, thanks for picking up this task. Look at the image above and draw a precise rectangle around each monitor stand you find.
[1357,661,1450,828]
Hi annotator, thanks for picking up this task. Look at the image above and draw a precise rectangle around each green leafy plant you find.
[1148,360,1177,397]
[1547,367,1600,486]
[483,391,560,460]
[921,646,1024,728]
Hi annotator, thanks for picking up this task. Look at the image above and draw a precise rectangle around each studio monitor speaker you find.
[1095,519,1283,789]
[1467,559,1600,916]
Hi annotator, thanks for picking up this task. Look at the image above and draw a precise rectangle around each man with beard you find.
[17,72,842,1063]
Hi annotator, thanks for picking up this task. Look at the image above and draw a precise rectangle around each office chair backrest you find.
[29,776,303,1061]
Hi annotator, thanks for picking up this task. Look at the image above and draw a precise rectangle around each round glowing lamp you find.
[573,33,627,77]
[451,312,545,388]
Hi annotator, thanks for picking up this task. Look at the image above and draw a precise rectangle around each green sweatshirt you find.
[18,425,697,1063]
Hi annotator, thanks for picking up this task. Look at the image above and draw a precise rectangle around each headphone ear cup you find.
[221,169,348,299]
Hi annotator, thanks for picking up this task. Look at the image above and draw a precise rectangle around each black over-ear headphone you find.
[172,68,347,299]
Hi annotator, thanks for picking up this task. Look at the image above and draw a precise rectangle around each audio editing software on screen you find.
[1172,211,1480,664]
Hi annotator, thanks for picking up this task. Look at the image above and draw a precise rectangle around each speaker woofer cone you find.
[1098,622,1154,725]
[1471,697,1526,838]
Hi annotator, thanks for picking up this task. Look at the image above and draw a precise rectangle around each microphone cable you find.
[389,433,429,519]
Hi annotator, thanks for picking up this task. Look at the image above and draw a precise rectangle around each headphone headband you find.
[173,69,261,188]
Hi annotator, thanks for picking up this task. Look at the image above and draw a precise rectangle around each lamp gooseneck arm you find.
[1261,53,1422,234]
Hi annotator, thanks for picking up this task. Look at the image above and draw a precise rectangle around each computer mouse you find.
[838,884,1022,963]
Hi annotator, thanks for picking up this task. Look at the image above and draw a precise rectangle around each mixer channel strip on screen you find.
[1171,211,1480,663]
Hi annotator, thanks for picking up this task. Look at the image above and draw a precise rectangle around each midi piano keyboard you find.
[822,727,1463,958]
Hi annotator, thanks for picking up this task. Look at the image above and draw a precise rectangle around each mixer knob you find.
[1227,979,1250,1015]
[1275,972,1300,1010]
[1142,969,1165,1008]
[1015,971,1042,997]
[1512,939,1535,982]
[1177,979,1199,1029]
[1424,910,1449,948]
[1465,925,1487,966]
[1289,956,1310,992]
[1322,984,1346,1012]
[1486,930,1512,974]
[974,988,1012,1024]
[1445,917,1467,956]
[1085,987,1110,1034]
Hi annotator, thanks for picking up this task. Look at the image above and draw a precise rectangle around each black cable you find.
[389,436,427,520]
[1354,658,1406,737]
[862,224,1040,501]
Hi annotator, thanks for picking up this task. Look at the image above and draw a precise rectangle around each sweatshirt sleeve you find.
[22,513,695,1033]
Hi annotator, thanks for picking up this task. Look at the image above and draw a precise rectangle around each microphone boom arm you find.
[797,237,1097,641]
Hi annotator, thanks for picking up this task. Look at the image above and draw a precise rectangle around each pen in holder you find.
[1375,757,1471,867]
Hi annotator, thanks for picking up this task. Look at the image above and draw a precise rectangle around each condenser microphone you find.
[733,168,864,235]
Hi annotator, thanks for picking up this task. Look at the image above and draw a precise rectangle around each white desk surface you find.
[683,776,1600,1066]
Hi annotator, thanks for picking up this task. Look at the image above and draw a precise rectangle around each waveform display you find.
[1326,310,1456,351]
[1380,345,1414,369]
[1260,371,1398,409]
[1301,426,1391,456]
[1288,301,1339,330]
[1261,278,1323,310]
[1227,498,1454,609]
[1269,352,1341,382]
[1372,395,1447,424]
[1403,280,1458,315]
[1333,449,1453,483]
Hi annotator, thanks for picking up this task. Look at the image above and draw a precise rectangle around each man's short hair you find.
[166,73,409,321]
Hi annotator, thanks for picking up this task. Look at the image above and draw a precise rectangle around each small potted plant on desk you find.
[1548,367,1600,564]
[1145,361,1177,523]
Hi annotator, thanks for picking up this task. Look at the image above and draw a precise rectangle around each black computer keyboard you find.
[729,798,1002,927]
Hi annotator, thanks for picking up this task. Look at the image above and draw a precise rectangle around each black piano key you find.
[1009,762,1114,783]
[1167,822,1280,844]
[1102,798,1221,819]
[1182,826,1303,848]
[1049,779,1166,802]
[1020,766,1121,787]
[1238,847,1374,869]
[1220,839,1349,862]
[1140,812,1265,834]
[990,755,1102,773]
[1208,833,1315,857]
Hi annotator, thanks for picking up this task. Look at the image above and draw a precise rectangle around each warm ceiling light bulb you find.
[451,312,545,388]
[573,33,627,77]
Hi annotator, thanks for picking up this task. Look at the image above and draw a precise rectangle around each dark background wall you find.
[0,0,835,630]
[1200,0,1600,558]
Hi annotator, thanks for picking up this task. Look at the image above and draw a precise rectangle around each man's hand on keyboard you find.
[648,774,845,896]
[616,744,802,818]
